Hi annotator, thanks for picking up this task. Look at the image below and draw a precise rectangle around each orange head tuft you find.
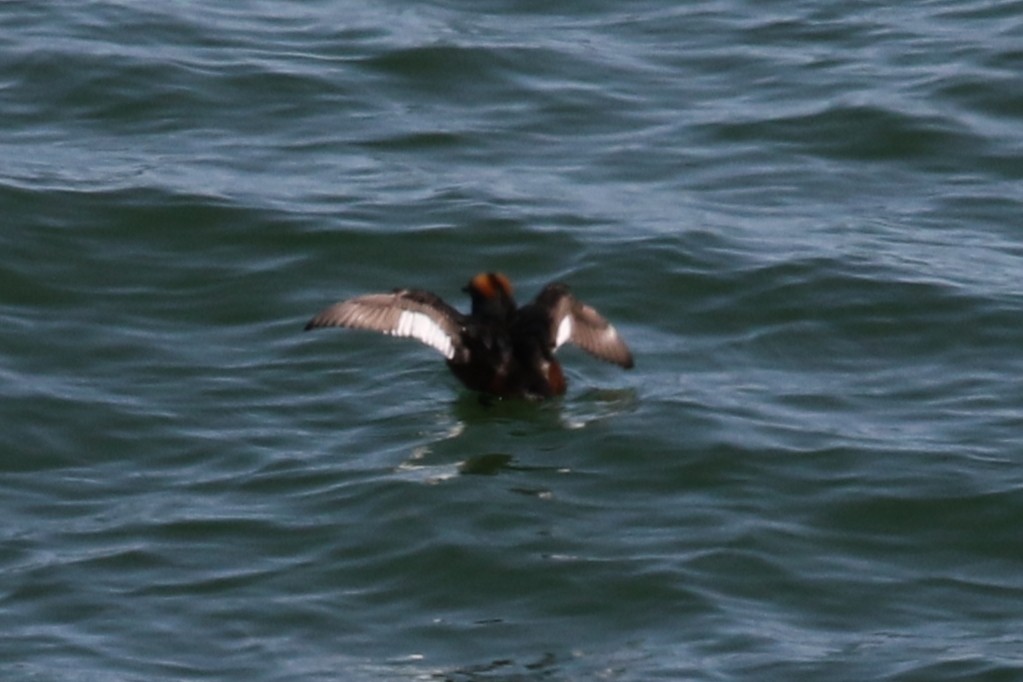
[469,272,513,300]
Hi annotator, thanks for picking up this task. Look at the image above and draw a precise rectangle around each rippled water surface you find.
[3,1,1023,680]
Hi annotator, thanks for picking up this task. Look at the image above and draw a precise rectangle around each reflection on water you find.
[561,387,639,430]
[449,387,639,431]
[457,452,514,475]
[393,651,562,682]
[393,387,639,482]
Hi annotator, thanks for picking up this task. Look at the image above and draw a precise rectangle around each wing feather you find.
[305,290,464,360]
[535,283,634,368]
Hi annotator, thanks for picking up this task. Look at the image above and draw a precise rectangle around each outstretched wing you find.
[305,289,465,361]
[533,283,634,368]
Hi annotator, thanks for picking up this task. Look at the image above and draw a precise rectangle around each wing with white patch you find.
[535,283,634,368]
[305,290,464,360]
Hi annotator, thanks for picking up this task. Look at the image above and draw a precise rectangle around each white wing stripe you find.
[555,315,573,348]
[391,310,455,359]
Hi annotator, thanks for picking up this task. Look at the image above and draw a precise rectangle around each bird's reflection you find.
[393,385,636,483]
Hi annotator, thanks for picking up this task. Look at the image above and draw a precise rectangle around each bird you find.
[304,272,634,399]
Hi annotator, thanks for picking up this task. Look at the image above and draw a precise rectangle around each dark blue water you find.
[3,1,1023,680]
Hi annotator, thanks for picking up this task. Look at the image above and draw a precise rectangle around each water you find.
[3,1,1023,680]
